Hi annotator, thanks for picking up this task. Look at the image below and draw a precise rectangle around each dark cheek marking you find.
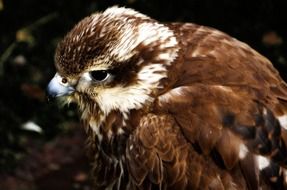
[108,56,141,87]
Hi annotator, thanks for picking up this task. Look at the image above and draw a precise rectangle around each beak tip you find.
[46,73,75,101]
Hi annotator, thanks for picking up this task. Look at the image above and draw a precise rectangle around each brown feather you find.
[49,6,287,190]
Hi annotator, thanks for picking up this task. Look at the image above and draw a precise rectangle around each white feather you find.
[278,115,287,130]
[257,155,270,170]
[239,144,248,159]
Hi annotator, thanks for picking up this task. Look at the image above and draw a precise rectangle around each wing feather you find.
[126,113,248,189]
[157,83,287,188]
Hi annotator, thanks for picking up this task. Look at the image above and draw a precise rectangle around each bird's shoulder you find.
[126,81,287,188]
[168,22,283,90]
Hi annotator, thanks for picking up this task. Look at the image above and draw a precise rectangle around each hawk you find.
[47,6,287,189]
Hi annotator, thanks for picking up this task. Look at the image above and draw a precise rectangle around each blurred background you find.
[0,0,286,189]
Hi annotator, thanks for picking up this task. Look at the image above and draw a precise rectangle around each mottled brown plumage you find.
[47,6,287,189]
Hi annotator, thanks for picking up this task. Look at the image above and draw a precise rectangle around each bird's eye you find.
[89,70,110,82]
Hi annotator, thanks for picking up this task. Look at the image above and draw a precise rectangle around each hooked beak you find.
[46,73,75,101]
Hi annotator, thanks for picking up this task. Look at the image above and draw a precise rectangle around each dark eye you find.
[89,70,110,82]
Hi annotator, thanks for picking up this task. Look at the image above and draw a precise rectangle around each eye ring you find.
[89,70,110,82]
[61,78,68,84]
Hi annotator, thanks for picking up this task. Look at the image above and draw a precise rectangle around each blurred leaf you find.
[127,0,136,4]
[12,55,27,66]
[48,163,60,171]
[16,29,35,45]
[262,31,283,47]
[21,83,45,101]
[278,56,287,66]
[74,171,88,182]
[0,42,16,77]
[0,0,3,11]
[22,121,43,134]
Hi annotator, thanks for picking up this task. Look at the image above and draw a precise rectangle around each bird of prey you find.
[47,6,287,190]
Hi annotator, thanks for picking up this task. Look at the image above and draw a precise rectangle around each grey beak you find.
[46,73,75,101]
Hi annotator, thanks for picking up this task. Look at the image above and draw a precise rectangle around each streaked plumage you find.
[47,7,287,189]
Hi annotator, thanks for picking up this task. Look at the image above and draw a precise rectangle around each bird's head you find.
[47,7,180,125]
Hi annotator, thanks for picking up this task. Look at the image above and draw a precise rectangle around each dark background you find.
[0,0,286,189]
